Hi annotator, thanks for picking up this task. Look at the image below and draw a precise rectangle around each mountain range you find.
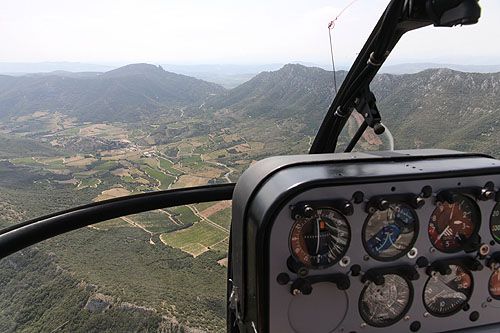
[0,64,225,122]
[380,63,500,75]
[0,62,115,75]
[0,62,498,156]
[204,64,499,156]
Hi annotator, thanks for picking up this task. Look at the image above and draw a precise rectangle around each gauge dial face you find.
[490,202,500,244]
[359,274,412,327]
[428,195,479,252]
[289,208,350,268]
[363,203,418,260]
[423,264,473,316]
[489,268,500,299]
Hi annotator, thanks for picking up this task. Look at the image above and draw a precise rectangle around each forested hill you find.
[203,64,346,134]
[204,64,500,156]
[206,64,345,118]
[373,69,500,156]
[0,64,225,123]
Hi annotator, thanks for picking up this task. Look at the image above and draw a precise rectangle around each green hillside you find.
[373,69,500,156]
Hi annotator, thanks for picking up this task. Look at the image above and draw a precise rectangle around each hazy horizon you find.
[1,0,499,68]
[1,59,500,72]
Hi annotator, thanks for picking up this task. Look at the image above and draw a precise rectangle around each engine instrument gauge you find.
[289,207,350,268]
[490,202,500,244]
[362,203,418,261]
[359,274,412,327]
[423,264,473,316]
[428,194,479,252]
[489,268,500,300]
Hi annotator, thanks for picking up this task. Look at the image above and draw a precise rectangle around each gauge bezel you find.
[488,268,500,300]
[361,202,419,262]
[489,201,500,244]
[358,273,414,327]
[428,193,481,253]
[422,264,474,317]
[288,206,351,269]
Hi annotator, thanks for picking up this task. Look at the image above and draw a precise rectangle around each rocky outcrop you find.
[84,293,113,313]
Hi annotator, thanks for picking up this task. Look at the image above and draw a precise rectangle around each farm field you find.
[3,115,253,265]
[0,109,293,332]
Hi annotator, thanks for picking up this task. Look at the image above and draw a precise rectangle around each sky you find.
[0,0,498,67]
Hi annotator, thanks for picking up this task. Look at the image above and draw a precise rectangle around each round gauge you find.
[489,268,500,300]
[423,264,473,316]
[490,202,500,244]
[359,274,413,327]
[362,203,418,261]
[428,194,480,252]
[289,207,350,268]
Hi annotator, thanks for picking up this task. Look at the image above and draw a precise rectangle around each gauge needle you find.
[449,204,455,219]
[430,289,447,303]
[388,206,394,217]
[437,226,452,240]
[315,218,320,255]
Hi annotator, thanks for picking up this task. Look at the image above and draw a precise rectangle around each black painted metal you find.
[310,0,480,154]
[0,183,235,259]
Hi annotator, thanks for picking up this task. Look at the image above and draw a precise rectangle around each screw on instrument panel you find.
[423,312,430,318]
[352,191,364,204]
[407,247,418,259]
[429,247,436,253]
[297,267,309,278]
[480,244,491,256]
[340,256,351,267]
[292,289,301,296]
[304,206,314,217]
[363,255,370,261]
[404,316,410,321]
[487,297,493,303]
[360,323,367,328]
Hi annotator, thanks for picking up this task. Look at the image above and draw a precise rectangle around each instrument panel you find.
[229,150,500,332]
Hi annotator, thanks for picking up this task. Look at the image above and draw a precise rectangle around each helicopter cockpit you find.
[1,0,498,332]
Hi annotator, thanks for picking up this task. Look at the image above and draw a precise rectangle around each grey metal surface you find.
[230,149,482,317]
[268,175,500,332]
[287,282,348,332]
[232,150,500,332]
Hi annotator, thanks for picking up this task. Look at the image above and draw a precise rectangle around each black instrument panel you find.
[229,150,500,332]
